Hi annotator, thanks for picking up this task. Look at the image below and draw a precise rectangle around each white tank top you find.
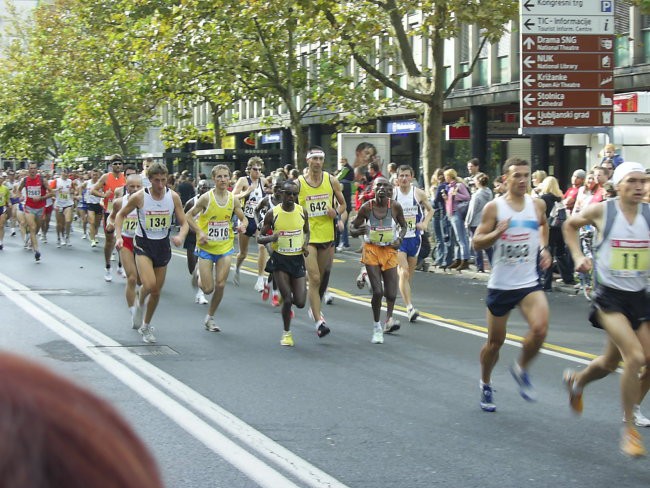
[136,188,174,240]
[54,178,74,208]
[594,201,649,292]
[86,181,102,204]
[488,195,541,290]
[244,178,265,219]
[121,194,139,239]
[393,186,421,238]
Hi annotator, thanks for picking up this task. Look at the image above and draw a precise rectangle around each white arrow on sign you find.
[523,74,535,87]
[523,113,537,124]
[523,93,537,106]
[523,37,535,49]
[523,56,536,68]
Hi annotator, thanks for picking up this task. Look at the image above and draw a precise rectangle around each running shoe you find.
[34,251,41,262]
[133,300,144,330]
[271,294,280,307]
[104,268,112,282]
[509,362,537,402]
[620,426,647,457]
[139,325,156,344]
[281,331,294,347]
[623,405,650,428]
[407,305,420,323]
[91,239,98,247]
[204,317,220,332]
[195,290,208,305]
[383,317,401,334]
[262,282,270,301]
[371,326,384,344]
[316,322,330,338]
[11,228,15,236]
[65,238,71,247]
[562,368,583,414]
[480,383,496,412]
[232,268,240,287]
[254,276,265,292]
[81,232,87,239]
[324,291,333,305]
[583,285,592,301]
[356,270,367,289]
[56,239,62,248]
[117,266,127,278]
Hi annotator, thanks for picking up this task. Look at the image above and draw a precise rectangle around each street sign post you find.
[520,0,615,134]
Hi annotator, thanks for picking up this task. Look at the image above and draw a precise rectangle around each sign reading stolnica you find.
[519,0,615,132]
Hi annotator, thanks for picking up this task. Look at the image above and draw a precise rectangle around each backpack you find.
[548,201,567,228]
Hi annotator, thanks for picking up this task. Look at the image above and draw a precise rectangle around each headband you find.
[612,161,645,184]
[306,150,325,160]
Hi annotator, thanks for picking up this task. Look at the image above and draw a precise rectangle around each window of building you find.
[615,0,631,67]
[642,14,650,62]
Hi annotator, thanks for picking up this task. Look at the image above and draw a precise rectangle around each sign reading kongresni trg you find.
[520,0,615,132]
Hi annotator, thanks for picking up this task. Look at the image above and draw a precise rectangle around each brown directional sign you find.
[520,2,615,131]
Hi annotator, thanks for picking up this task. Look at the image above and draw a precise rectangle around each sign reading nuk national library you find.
[519,0,615,131]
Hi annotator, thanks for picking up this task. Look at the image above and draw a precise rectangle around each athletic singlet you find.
[0,185,9,207]
[243,177,265,219]
[488,195,541,290]
[136,188,174,240]
[393,185,421,238]
[54,178,74,208]
[121,194,139,239]
[197,191,235,255]
[298,172,335,243]
[258,195,278,227]
[86,181,102,204]
[103,173,126,212]
[24,175,46,209]
[364,200,396,246]
[271,204,305,256]
[594,200,650,292]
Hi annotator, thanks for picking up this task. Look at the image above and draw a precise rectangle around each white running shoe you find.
[371,327,384,344]
[117,266,127,278]
[623,405,650,428]
[65,238,71,247]
[104,268,112,282]
[204,317,220,332]
[195,290,209,305]
[407,305,420,322]
[56,239,62,248]
[91,239,98,248]
[110,251,116,261]
[254,276,266,292]
[139,324,156,343]
[81,232,87,240]
[324,291,333,305]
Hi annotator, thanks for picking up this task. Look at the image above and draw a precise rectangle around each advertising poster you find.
[337,133,391,174]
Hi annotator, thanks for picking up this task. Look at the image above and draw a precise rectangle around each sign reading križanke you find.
[520,0,615,131]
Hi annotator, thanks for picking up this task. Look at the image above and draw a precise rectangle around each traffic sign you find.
[519,0,615,132]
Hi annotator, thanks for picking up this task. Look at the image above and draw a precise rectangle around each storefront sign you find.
[261,132,282,144]
[387,120,421,134]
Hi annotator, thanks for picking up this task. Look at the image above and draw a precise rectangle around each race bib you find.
[368,226,394,246]
[609,239,649,277]
[305,194,329,217]
[122,217,137,232]
[27,186,41,198]
[244,200,257,218]
[59,192,69,201]
[497,241,532,265]
[277,230,303,253]
[145,210,170,231]
[208,220,230,241]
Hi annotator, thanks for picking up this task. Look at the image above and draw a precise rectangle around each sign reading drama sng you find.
[387,120,422,134]
[261,132,282,144]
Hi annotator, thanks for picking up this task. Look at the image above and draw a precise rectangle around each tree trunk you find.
[421,99,444,192]
[209,101,223,148]
[288,109,305,170]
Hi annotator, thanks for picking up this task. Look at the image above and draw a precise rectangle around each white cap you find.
[612,161,645,184]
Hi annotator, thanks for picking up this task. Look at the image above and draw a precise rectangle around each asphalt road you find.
[1,228,648,487]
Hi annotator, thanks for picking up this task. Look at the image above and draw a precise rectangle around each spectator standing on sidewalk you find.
[563,169,586,215]
[466,172,493,273]
[335,157,354,252]
[442,168,471,271]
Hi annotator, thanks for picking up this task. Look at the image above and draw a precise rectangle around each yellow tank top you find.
[0,185,9,207]
[271,204,305,255]
[298,172,334,243]
[197,190,235,255]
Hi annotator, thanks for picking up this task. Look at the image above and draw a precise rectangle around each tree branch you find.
[443,35,489,98]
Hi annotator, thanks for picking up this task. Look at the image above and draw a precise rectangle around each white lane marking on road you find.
[331,294,594,366]
[0,272,348,488]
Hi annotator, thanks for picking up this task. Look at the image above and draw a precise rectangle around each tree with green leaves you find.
[302,0,518,187]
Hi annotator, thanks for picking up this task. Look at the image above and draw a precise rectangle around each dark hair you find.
[368,161,380,172]
[502,157,529,175]
[0,352,163,488]
[467,158,480,167]
[397,164,413,176]
[124,164,136,174]
[355,142,375,153]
